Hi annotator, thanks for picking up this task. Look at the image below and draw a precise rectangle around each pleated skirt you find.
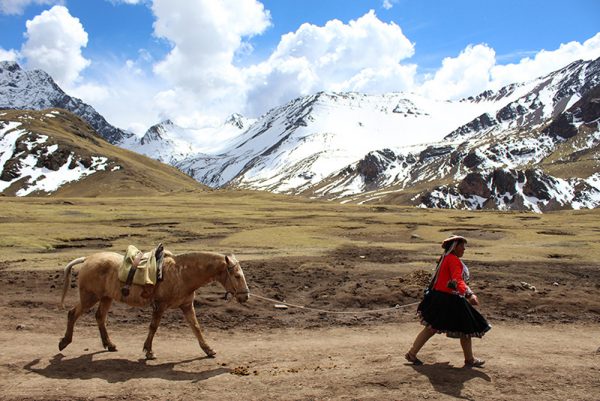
[417,290,491,338]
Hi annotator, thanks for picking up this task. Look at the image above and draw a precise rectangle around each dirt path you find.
[1,322,598,401]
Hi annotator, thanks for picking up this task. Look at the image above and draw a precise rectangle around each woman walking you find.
[406,235,491,367]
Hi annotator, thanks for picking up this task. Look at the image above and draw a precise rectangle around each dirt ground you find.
[1,247,599,400]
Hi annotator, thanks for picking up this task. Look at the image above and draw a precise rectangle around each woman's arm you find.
[447,257,469,296]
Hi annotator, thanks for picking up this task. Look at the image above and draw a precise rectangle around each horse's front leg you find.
[143,303,166,360]
[180,302,216,357]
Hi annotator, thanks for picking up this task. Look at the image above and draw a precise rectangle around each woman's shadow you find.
[408,361,491,400]
[24,351,229,383]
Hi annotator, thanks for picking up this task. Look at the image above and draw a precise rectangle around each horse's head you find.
[222,254,249,303]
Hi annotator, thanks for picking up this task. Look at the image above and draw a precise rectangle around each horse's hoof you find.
[107,345,117,352]
[204,349,216,358]
[145,352,156,360]
[58,338,69,351]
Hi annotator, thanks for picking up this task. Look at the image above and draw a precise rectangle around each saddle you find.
[119,243,165,298]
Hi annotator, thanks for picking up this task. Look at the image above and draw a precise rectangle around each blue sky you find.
[1,0,599,134]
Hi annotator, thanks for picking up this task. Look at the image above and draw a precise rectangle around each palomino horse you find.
[59,251,249,359]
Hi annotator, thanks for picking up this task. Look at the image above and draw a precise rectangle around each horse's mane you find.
[174,251,222,258]
[171,251,224,266]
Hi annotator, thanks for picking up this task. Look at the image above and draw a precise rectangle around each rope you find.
[249,292,420,315]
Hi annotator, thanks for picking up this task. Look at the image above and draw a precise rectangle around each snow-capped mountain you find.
[0,109,203,196]
[154,57,597,211]
[2,56,599,211]
[177,57,600,211]
[324,58,600,211]
[0,61,132,144]
[118,113,253,165]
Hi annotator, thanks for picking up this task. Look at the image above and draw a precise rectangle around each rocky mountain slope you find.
[118,113,253,165]
[157,57,599,211]
[0,61,132,144]
[2,57,599,211]
[0,109,204,196]
[329,58,600,212]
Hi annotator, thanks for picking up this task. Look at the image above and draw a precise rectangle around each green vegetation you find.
[1,191,598,271]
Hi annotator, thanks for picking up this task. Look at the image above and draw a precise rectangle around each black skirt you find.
[417,289,491,338]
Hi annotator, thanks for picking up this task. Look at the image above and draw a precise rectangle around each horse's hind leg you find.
[59,291,98,351]
[96,297,117,352]
[180,303,216,357]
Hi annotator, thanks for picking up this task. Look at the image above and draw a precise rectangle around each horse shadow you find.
[408,361,491,400]
[24,351,229,383]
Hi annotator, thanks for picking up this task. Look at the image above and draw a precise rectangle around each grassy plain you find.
[1,190,599,270]
[1,191,600,401]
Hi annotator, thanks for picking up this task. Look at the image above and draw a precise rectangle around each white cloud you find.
[108,0,144,4]
[382,0,397,10]
[141,0,272,123]
[20,5,90,87]
[70,59,168,135]
[418,44,496,100]
[0,0,62,15]
[9,1,599,135]
[151,0,271,107]
[243,10,416,115]
[416,33,600,100]
[489,32,600,90]
[0,47,19,61]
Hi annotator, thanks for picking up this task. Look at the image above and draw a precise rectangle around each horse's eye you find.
[234,274,242,279]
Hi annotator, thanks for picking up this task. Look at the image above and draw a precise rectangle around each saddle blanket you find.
[118,245,159,286]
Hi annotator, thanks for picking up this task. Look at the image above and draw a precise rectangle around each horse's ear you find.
[225,254,237,267]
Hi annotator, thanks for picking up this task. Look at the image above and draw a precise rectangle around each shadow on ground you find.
[24,351,227,383]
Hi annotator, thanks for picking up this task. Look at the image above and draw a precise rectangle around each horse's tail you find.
[60,257,86,309]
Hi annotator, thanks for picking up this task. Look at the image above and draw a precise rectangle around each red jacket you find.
[433,253,469,296]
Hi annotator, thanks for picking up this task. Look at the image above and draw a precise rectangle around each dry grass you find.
[1,190,599,271]
[0,109,204,196]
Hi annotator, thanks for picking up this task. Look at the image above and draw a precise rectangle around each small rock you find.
[411,234,422,240]
[552,282,559,286]
[520,281,537,291]
[16,324,25,330]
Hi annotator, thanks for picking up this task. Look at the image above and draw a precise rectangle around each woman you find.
[405,235,491,367]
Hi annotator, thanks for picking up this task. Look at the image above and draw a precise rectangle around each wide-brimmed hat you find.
[441,235,467,249]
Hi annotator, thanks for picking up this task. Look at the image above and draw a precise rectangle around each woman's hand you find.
[468,293,479,306]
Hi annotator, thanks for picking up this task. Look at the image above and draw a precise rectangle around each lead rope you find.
[249,291,420,315]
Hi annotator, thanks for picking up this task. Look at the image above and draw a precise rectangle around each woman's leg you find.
[461,336,485,366]
[460,336,474,361]
[409,326,436,356]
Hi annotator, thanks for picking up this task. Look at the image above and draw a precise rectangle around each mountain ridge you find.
[0,108,204,196]
[1,57,599,211]
[0,61,132,144]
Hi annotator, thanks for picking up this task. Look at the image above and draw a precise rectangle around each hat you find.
[441,235,467,249]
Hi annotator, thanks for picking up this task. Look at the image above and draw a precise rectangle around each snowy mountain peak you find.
[225,113,246,129]
[0,61,132,144]
[140,119,175,144]
[169,57,600,212]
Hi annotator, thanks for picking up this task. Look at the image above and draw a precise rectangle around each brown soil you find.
[1,246,599,400]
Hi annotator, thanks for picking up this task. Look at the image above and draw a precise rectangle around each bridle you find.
[223,261,249,301]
